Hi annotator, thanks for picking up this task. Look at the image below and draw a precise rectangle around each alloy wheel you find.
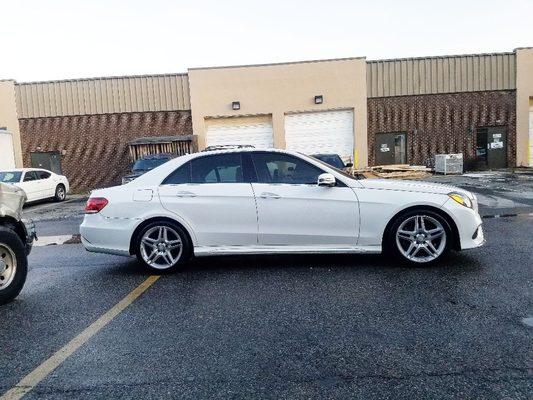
[139,226,183,270]
[57,186,66,200]
[395,215,446,263]
[0,244,17,290]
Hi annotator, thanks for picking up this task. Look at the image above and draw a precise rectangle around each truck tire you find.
[0,226,28,305]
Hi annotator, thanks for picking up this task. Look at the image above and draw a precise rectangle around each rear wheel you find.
[134,221,191,272]
[386,210,451,266]
[0,227,28,305]
[54,184,66,202]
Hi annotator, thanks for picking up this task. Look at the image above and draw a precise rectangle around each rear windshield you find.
[133,158,170,172]
[0,171,22,183]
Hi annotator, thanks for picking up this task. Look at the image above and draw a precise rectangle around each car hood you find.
[0,182,26,219]
[358,179,472,197]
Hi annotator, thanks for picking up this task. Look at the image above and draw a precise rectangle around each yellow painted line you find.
[0,275,160,400]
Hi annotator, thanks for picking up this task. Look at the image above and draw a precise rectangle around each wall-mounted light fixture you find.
[232,101,240,110]
[314,95,323,105]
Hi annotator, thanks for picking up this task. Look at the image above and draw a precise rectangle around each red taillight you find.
[85,197,108,214]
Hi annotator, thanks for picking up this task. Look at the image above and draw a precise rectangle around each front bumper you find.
[441,198,485,250]
[22,219,37,255]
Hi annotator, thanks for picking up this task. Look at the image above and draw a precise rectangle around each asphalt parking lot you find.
[1,175,532,399]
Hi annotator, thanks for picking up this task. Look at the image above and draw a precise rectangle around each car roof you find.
[194,147,290,157]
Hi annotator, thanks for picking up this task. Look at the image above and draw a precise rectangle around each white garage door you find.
[284,110,354,162]
[0,131,16,169]
[206,116,274,149]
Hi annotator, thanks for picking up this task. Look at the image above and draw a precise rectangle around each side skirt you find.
[194,245,382,257]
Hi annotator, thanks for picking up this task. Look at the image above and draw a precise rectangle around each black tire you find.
[54,184,67,202]
[0,227,28,305]
[385,209,452,266]
[134,220,191,273]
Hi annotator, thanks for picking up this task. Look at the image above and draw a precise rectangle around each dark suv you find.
[122,153,174,184]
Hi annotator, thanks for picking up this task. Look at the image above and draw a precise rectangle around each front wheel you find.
[0,227,28,305]
[386,210,451,266]
[134,221,191,272]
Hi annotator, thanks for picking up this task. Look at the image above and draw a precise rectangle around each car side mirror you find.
[318,173,336,187]
[345,162,353,168]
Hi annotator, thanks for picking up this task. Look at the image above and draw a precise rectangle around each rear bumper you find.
[80,213,137,256]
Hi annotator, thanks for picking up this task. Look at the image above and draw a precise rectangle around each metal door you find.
[375,133,407,165]
[30,151,63,174]
[486,127,507,169]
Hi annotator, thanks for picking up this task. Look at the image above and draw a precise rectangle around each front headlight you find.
[448,192,473,208]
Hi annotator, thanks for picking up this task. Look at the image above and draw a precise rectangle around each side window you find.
[23,171,39,182]
[38,171,51,179]
[252,153,324,185]
[162,162,191,185]
[191,154,243,184]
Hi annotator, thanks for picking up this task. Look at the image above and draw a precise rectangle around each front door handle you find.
[176,191,197,198]
[260,192,281,199]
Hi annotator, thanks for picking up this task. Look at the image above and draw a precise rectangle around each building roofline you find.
[16,72,188,86]
[367,50,516,63]
[188,56,366,71]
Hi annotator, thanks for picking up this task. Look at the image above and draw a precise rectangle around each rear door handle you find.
[260,192,281,199]
[176,191,197,198]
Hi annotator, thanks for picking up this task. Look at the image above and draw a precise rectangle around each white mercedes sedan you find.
[0,168,69,203]
[80,148,484,271]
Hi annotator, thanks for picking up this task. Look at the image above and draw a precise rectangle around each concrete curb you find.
[482,212,533,219]
[33,234,81,247]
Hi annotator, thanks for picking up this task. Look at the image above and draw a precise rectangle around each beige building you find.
[515,48,533,166]
[0,80,23,168]
[1,47,532,192]
[188,57,368,167]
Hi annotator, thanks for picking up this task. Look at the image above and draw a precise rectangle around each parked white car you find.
[80,148,484,271]
[0,168,69,203]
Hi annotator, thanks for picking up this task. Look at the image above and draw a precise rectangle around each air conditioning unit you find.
[434,153,463,175]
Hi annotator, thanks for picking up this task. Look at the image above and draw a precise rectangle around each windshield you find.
[308,156,365,180]
[0,171,22,183]
[312,154,345,169]
[132,158,170,172]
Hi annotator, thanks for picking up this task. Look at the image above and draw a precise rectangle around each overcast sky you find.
[1,0,531,82]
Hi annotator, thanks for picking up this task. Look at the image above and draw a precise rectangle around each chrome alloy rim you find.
[396,215,446,263]
[140,226,183,269]
[0,243,17,290]
[57,186,66,200]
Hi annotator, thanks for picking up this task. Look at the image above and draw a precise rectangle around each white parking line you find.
[0,275,161,400]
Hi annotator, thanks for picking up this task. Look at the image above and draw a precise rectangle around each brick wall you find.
[367,91,516,168]
[19,111,193,192]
